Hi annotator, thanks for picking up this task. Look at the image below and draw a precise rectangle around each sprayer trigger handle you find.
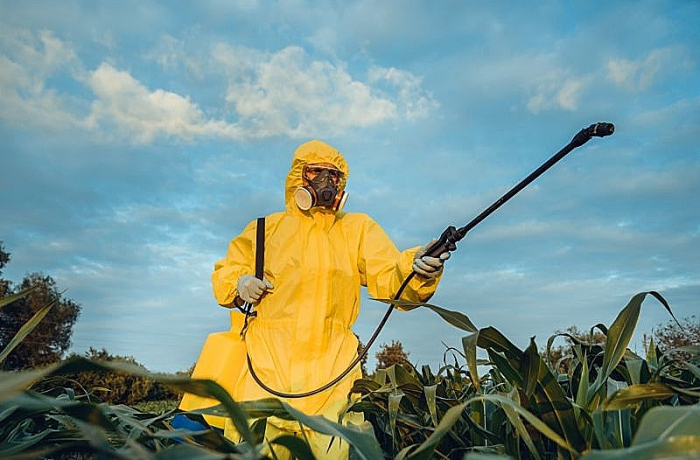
[426,225,460,257]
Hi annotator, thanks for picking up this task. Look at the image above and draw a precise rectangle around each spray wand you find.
[248,122,615,398]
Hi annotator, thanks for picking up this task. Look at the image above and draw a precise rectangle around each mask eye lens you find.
[306,167,323,177]
[304,166,342,183]
[328,169,342,182]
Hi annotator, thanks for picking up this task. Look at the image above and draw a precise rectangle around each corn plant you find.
[0,356,386,459]
[0,289,383,460]
[349,291,700,459]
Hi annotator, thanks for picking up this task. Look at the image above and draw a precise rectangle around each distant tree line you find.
[39,347,186,406]
[546,317,700,376]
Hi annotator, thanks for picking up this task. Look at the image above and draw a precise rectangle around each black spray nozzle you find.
[591,122,615,137]
[571,122,615,147]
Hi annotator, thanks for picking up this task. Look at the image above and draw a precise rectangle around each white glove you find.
[412,240,450,278]
[237,275,274,305]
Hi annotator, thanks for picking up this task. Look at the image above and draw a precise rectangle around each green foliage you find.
[544,326,607,375]
[134,399,180,413]
[375,339,411,372]
[578,406,700,460]
[0,285,56,367]
[355,332,370,377]
[43,347,183,406]
[652,314,700,363]
[0,242,10,278]
[347,292,700,459]
[0,270,81,370]
[0,356,383,460]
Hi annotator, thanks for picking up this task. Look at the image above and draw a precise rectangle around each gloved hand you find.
[412,239,451,278]
[237,275,274,305]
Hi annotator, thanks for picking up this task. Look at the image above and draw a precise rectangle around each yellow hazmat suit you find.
[194,140,441,459]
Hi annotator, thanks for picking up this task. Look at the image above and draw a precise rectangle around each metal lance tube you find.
[424,122,615,258]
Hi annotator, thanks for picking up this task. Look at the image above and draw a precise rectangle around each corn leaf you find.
[479,327,524,387]
[646,336,658,368]
[278,402,384,460]
[579,435,700,460]
[0,298,55,365]
[462,332,481,393]
[463,454,516,460]
[0,286,38,309]
[523,339,542,399]
[474,394,579,457]
[479,327,587,456]
[371,298,478,332]
[624,357,644,386]
[589,292,670,407]
[685,361,700,379]
[575,356,590,408]
[423,384,438,428]
[464,395,578,457]
[150,444,237,460]
[632,405,700,444]
[592,293,643,396]
[270,435,317,460]
[500,390,541,460]
[603,383,676,410]
[0,356,256,448]
[0,429,53,457]
[389,392,403,445]
[237,398,384,460]
[401,400,469,460]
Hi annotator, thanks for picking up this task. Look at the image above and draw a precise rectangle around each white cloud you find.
[83,63,241,143]
[146,34,185,72]
[457,49,593,114]
[368,66,439,120]
[527,73,591,114]
[214,44,432,137]
[0,28,76,76]
[629,95,700,134]
[1,28,438,143]
[0,29,82,129]
[607,47,678,91]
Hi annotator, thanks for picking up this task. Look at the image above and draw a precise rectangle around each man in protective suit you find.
[184,140,450,459]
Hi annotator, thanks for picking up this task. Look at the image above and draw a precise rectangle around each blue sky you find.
[1,1,698,373]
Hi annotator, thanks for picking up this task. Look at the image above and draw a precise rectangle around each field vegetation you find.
[2,243,698,459]
[2,282,699,459]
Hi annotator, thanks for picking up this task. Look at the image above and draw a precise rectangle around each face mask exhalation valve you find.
[294,166,347,212]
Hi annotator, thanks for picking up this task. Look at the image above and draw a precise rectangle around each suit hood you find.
[285,140,349,212]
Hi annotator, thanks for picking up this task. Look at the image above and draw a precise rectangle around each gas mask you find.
[294,165,348,212]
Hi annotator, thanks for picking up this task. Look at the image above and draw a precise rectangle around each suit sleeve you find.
[358,215,440,309]
[211,220,257,307]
